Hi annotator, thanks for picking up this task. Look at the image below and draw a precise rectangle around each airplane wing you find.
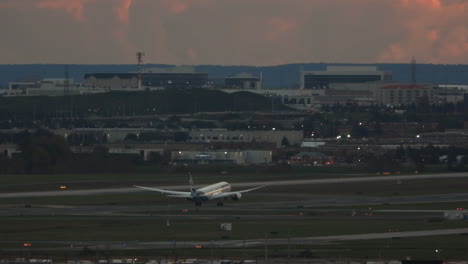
[134,185,192,198]
[210,185,268,199]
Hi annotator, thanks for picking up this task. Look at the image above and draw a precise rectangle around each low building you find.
[85,66,208,90]
[290,151,331,165]
[171,150,272,165]
[84,73,138,90]
[70,145,164,161]
[378,84,435,105]
[6,78,100,96]
[224,73,262,90]
[188,129,303,147]
[301,66,392,90]
[434,85,467,104]
[220,88,323,110]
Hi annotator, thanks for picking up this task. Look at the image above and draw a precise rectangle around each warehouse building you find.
[301,66,392,90]
[171,150,272,165]
[378,84,435,105]
[188,129,303,147]
[224,73,262,90]
[84,66,208,90]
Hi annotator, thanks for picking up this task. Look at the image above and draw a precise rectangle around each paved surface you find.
[0,192,467,216]
[6,228,468,250]
[1,172,467,198]
[1,172,468,216]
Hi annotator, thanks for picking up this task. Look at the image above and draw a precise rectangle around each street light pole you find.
[210,240,214,264]
[264,233,269,264]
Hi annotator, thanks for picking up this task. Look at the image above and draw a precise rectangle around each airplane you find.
[134,172,267,206]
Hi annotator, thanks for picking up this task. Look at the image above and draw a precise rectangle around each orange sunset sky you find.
[1,0,467,65]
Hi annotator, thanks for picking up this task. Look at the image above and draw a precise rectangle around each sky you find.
[0,0,467,65]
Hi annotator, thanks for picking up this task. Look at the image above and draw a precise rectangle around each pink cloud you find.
[160,0,190,14]
[115,0,133,22]
[0,0,466,65]
[35,0,95,21]
[378,0,468,63]
[266,18,298,41]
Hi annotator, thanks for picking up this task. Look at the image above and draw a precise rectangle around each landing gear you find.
[195,202,202,206]
[216,201,224,207]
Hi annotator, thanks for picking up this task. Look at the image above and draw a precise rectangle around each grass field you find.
[1,215,468,260]
[0,214,467,242]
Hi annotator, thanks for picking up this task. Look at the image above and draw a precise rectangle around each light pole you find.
[210,240,214,264]
[264,233,269,264]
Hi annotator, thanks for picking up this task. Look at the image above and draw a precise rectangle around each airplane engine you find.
[231,192,242,200]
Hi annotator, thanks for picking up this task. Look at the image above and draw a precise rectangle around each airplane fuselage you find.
[189,181,231,203]
[134,176,265,206]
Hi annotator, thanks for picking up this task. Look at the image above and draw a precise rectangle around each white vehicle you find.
[134,173,267,206]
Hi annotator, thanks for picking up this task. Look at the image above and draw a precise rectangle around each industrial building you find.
[378,84,435,105]
[188,129,303,147]
[4,78,103,96]
[224,73,262,90]
[171,150,272,165]
[84,66,208,90]
[83,73,138,90]
[218,66,394,110]
[300,66,392,90]
[434,85,468,104]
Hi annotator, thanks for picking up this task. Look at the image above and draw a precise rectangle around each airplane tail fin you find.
[189,171,196,195]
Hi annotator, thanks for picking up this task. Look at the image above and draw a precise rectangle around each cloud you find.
[400,0,441,9]
[378,0,468,63]
[160,0,190,14]
[0,0,466,65]
[266,18,298,41]
[114,0,133,22]
[35,0,95,21]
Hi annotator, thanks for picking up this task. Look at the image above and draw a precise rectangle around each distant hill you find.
[1,63,467,89]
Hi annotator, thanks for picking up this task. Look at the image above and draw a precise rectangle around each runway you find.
[0,172,467,198]
[6,228,468,250]
[0,192,467,216]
